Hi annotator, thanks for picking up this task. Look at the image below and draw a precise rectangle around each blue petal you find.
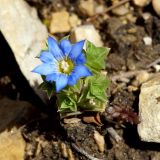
[46,73,58,82]
[39,51,56,64]
[74,65,92,77]
[69,40,85,60]
[75,53,86,65]
[68,65,92,86]
[59,39,72,56]
[68,74,78,86]
[48,36,63,60]
[32,64,56,75]
[55,74,68,92]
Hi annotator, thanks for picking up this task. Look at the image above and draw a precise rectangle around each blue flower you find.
[32,36,92,92]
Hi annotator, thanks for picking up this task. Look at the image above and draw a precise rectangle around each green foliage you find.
[85,41,110,73]
[86,74,109,102]
[57,94,77,112]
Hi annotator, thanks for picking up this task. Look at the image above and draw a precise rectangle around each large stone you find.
[138,74,160,143]
[152,0,160,17]
[0,128,25,160]
[70,25,103,47]
[0,0,48,101]
[0,97,42,160]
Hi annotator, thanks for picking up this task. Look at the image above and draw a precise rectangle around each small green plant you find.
[32,36,110,117]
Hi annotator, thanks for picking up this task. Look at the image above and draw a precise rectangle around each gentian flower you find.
[32,36,92,92]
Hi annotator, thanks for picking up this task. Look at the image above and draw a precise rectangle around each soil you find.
[1,0,160,160]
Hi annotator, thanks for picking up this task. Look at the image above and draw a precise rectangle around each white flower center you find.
[59,58,74,74]
[61,60,69,72]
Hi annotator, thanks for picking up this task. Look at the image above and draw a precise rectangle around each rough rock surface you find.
[152,0,160,17]
[0,97,42,160]
[138,74,160,143]
[0,0,48,100]
[71,25,103,47]
[0,127,25,160]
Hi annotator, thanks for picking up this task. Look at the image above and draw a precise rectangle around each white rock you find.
[152,0,160,17]
[153,64,160,72]
[49,11,71,33]
[143,36,152,45]
[71,25,103,47]
[133,0,151,7]
[138,74,160,143]
[0,0,48,101]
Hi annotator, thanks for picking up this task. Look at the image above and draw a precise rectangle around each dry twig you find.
[107,127,123,143]
[105,0,131,13]
[110,70,146,83]
[71,143,103,160]
[87,0,131,22]
[146,57,160,68]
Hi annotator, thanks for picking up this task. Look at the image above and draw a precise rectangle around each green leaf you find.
[85,41,110,72]
[79,98,106,112]
[39,81,56,99]
[87,74,109,102]
[58,94,77,112]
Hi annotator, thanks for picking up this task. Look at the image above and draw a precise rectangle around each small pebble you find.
[142,12,152,21]
[132,71,150,86]
[94,130,105,153]
[153,64,160,72]
[111,1,129,16]
[128,85,138,92]
[60,142,68,158]
[70,25,103,47]
[143,36,152,45]
[95,5,105,14]
[133,0,151,7]
[78,0,95,16]
[67,148,75,160]
[49,11,70,33]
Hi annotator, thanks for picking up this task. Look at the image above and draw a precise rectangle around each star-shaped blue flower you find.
[32,36,92,92]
